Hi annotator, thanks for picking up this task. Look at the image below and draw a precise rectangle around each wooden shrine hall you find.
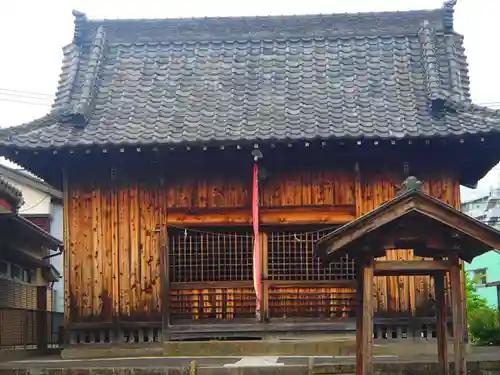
[316,176,500,375]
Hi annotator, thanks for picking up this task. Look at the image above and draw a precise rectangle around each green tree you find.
[465,272,500,345]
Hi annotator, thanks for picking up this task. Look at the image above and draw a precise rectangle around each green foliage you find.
[465,272,500,345]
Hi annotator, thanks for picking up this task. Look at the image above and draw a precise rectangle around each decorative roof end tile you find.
[397,176,423,196]
[0,177,25,211]
[73,10,88,46]
[442,0,457,31]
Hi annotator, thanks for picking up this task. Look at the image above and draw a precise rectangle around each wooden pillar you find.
[36,286,48,350]
[434,271,448,375]
[160,227,171,342]
[356,257,374,375]
[450,262,466,375]
[356,262,364,375]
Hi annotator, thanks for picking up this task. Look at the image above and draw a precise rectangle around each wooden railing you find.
[170,282,256,322]
[267,281,356,320]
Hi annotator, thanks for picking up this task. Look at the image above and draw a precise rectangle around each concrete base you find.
[61,338,471,360]
[62,339,357,359]
[0,348,60,362]
[164,339,357,357]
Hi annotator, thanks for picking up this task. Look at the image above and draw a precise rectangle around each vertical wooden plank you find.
[111,183,120,321]
[298,170,310,206]
[450,260,466,375]
[92,187,103,318]
[130,182,141,315]
[70,187,83,321]
[354,162,362,217]
[82,189,93,318]
[151,184,162,316]
[398,250,409,313]
[101,186,113,321]
[435,271,448,375]
[118,186,131,317]
[197,175,209,208]
[139,181,152,316]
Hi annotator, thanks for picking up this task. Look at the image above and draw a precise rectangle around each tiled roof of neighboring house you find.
[0,164,62,200]
[0,176,24,211]
[1,0,500,150]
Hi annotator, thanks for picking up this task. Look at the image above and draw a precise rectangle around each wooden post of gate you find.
[434,270,448,375]
[356,256,374,375]
[450,255,466,375]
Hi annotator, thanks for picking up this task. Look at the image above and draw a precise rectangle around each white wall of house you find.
[50,203,64,313]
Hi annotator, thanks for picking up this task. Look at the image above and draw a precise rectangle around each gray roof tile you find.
[0,177,24,211]
[2,0,500,150]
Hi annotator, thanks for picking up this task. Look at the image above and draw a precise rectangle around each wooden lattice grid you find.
[168,227,254,283]
[267,229,356,281]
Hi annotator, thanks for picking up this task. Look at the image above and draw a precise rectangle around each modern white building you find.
[462,187,500,307]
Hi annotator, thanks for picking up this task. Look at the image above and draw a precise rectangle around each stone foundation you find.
[1,360,500,375]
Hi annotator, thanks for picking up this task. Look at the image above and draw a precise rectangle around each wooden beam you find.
[434,271,449,375]
[166,205,355,226]
[450,261,466,375]
[373,260,452,276]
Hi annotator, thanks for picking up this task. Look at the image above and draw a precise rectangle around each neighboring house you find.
[0,175,62,347]
[0,164,64,313]
[462,188,500,307]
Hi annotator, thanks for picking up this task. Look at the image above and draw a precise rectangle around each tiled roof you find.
[2,0,500,150]
[0,177,24,211]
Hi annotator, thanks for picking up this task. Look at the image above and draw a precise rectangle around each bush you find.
[466,272,500,345]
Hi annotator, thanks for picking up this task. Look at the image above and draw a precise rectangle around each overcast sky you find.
[0,0,498,201]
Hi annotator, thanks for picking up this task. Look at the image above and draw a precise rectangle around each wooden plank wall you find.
[65,164,356,323]
[64,160,460,323]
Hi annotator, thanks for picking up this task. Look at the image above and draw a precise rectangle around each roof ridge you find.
[81,9,438,23]
[73,26,107,127]
[70,6,450,45]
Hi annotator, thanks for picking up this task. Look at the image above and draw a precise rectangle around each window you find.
[472,268,487,287]
[23,269,34,283]
[0,262,8,275]
[10,265,20,279]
